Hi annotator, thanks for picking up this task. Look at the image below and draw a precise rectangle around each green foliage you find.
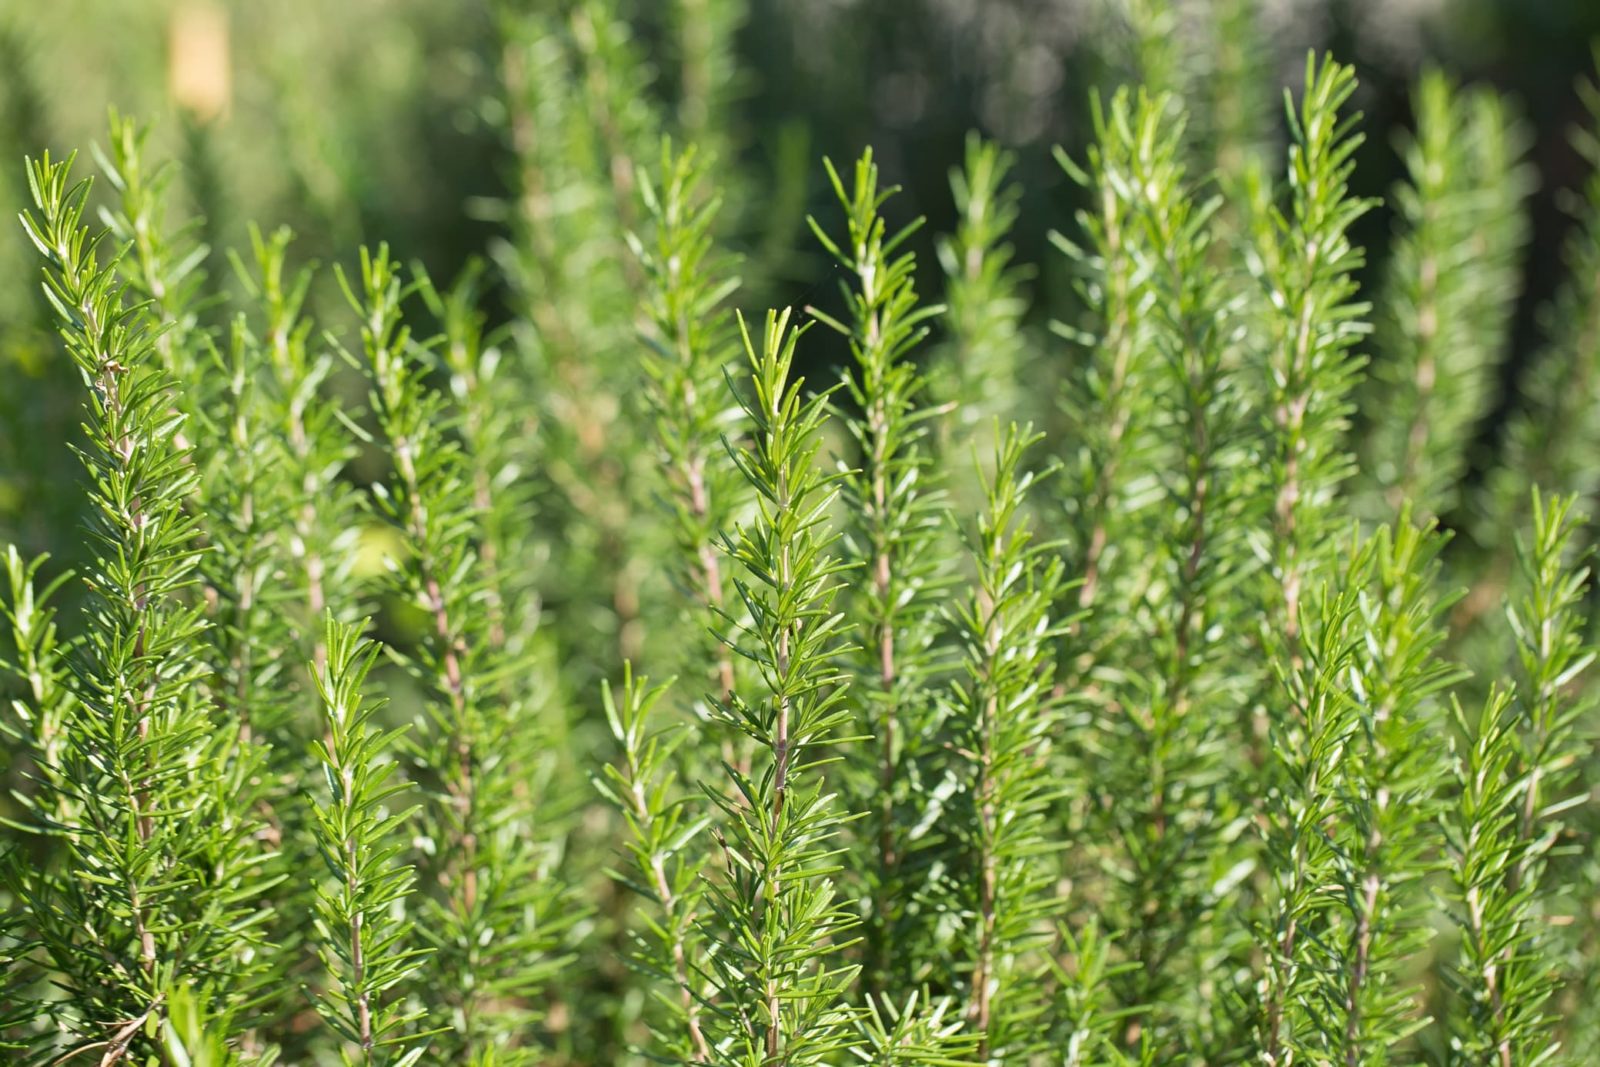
[236,222,366,692]
[352,246,571,1063]
[1447,492,1595,1065]
[807,149,952,995]
[1075,86,1260,1058]
[307,614,430,1066]
[946,425,1064,1062]
[699,309,862,1065]
[629,139,745,703]
[9,149,276,1062]
[1053,89,1166,637]
[496,0,669,691]
[1357,72,1533,522]
[1249,54,1377,648]
[1254,534,1369,1065]
[5,16,1600,1067]
[159,985,273,1067]
[1321,517,1463,1063]
[1482,64,1600,526]
[1258,516,1464,1065]
[596,666,714,1062]
[935,134,1032,449]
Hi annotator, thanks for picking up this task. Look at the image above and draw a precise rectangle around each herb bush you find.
[3,3,1600,1065]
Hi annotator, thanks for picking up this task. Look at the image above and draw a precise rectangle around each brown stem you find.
[391,427,483,1039]
[624,765,713,1062]
[98,357,162,992]
[649,207,743,783]
[1262,911,1298,1067]
[228,486,259,743]
[1077,186,1138,615]
[89,999,161,1067]
[686,448,734,701]
[346,761,374,1054]
[1392,250,1440,514]
[274,327,333,681]
[1262,691,1331,1065]
[761,407,796,1062]
[656,855,713,1062]
[1275,235,1321,652]
[1470,879,1517,1066]
[865,346,902,989]
[973,767,998,1061]
[969,583,1002,1060]
[456,347,510,652]
[1343,869,1380,1065]
[766,597,790,1061]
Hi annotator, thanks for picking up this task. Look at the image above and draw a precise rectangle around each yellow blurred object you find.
[168,2,231,122]
[354,521,409,578]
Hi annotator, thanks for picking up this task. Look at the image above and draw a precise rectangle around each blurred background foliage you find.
[3,0,1600,1060]
[0,0,1595,369]
[3,0,1600,560]
[0,5,1592,404]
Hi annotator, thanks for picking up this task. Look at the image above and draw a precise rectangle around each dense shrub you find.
[3,3,1600,1065]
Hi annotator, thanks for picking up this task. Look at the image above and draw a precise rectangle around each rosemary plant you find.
[1447,492,1595,1064]
[8,150,276,1060]
[1323,517,1463,1064]
[1113,0,1276,196]
[1254,536,1368,1066]
[947,425,1065,1063]
[1091,86,1259,1057]
[306,615,430,1067]
[807,149,952,994]
[240,224,366,690]
[97,112,209,395]
[935,134,1032,451]
[1053,90,1163,634]
[1049,920,1143,1067]
[497,0,660,682]
[351,246,570,1064]
[700,308,861,1065]
[4,20,1600,1067]
[1356,72,1532,522]
[1257,514,1463,1064]
[629,140,745,705]
[1248,54,1376,651]
[0,547,75,831]
[596,666,714,1062]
